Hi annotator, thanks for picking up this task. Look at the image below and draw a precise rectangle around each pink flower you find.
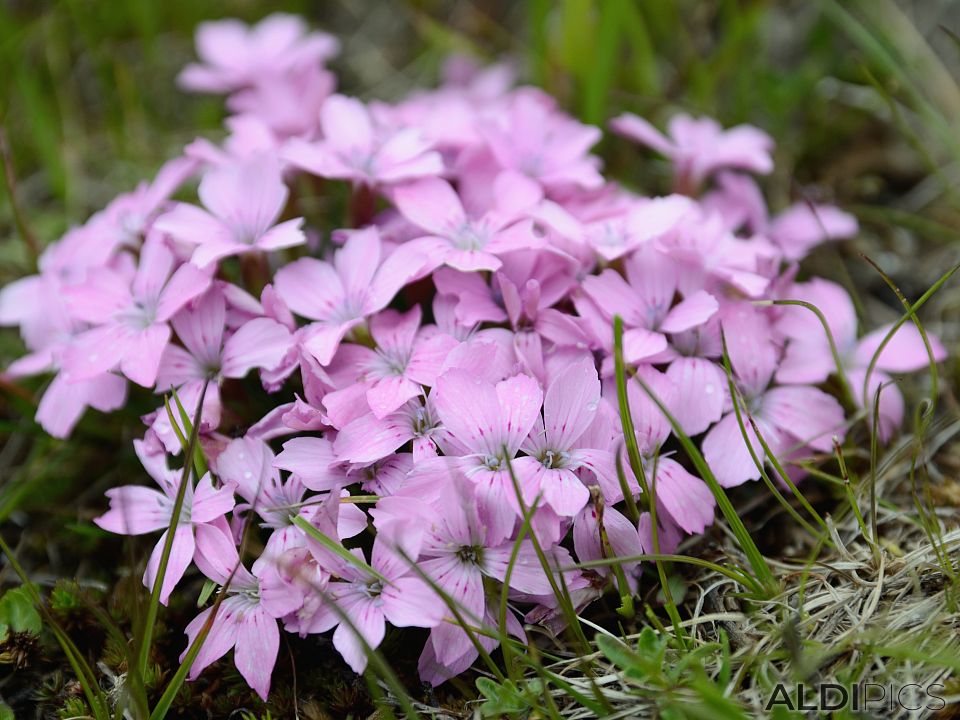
[584,194,694,262]
[94,441,235,604]
[273,227,427,365]
[611,113,773,191]
[393,175,554,273]
[183,522,297,701]
[62,237,212,387]
[148,287,293,450]
[702,305,846,487]
[333,397,444,464]
[580,244,719,365]
[283,94,444,187]
[622,367,716,535]
[703,172,858,261]
[776,278,946,440]
[178,14,339,94]
[155,157,306,268]
[480,89,603,192]
[515,357,617,518]
[297,528,444,674]
[415,477,555,681]
[344,306,458,419]
[432,369,544,542]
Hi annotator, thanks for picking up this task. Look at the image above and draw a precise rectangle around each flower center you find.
[456,545,483,565]
[539,448,570,469]
[453,222,489,251]
[480,454,503,471]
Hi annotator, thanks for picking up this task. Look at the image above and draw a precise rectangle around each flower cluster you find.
[0,13,944,700]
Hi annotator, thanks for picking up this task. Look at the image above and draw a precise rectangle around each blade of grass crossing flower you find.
[612,316,687,644]
[631,373,778,596]
[170,388,208,478]
[611,317,645,524]
[137,379,209,680]
[389,543,507,682]
[861,254,946,412]
[502,451,592,655]
[497,488,549,681]
[764,299,855,410]
[488,474,616,716]
[292,516,389,585]
[859,259,959,410]
[718,332,830,543]
[590,487,635,619]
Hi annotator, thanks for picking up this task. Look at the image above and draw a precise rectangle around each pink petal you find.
[256,217,306,251]
[609,113,674,155]
[382,576,445,628]
[367,242,428,312]
[433,369,503,457]
[543,356,600,449]
[302,321,357,366]
[665,357,725,436]
[154,203,233,250]
[234,606,279,701]
[221,318,293,378]
[366,375,422,419]
[702,412,785,488]
[191,472,236,523]
[660,290,719,334]
[393,177,466,236]
[495,373,544,457]
[854,324,947,374]
[484,541,553,595]
[119,324,171,388]
[332,592,385,674]
[720,305,777,397]
[171,289,226,365]
[274,437,342,492]
[369,306,420,356]
[538,467,590,517]
[274,257,344,321]
[761,385,845,452]
[143,526,195,605]
[95,486,171,535]
[334,411,415,464]
[155,262,213,321]
[199,158,287,240]
[133,238,175,303]
[181,600,240,680]
[580,269,644,326]
[321,94,374,154]
[406,333,459,386]
[62,324,130,381]
[334,228,381,301]
[623,327,668,364]
[653,458,715,534]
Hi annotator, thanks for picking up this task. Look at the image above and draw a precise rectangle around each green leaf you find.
[0,585,42,639]
[476,677,531,717]
[636,626,666,661]
[197,579,216,608]
[596,633,650,681]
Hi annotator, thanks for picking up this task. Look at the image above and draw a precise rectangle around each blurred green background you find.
[1,0,959,261]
